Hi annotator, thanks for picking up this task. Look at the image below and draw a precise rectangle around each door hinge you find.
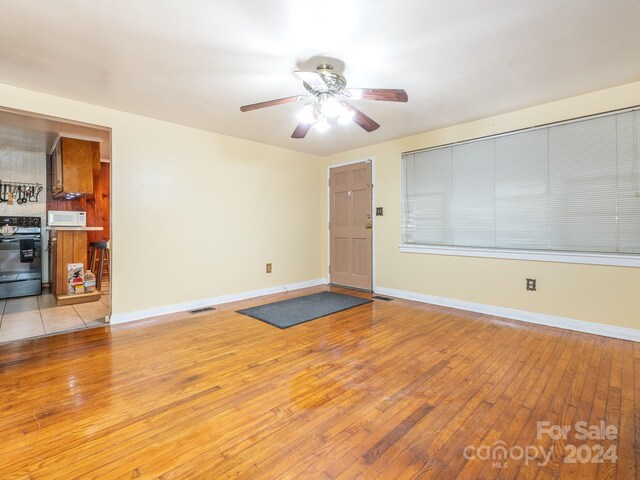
[328,178,331,187]
[328,221,330,230]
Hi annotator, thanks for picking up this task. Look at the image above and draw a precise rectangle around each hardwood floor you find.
[0,285,637,479]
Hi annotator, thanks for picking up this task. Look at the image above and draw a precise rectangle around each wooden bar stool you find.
[89,241,109,292]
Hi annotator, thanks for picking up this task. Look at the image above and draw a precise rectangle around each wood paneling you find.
[86,161,110,244]
[52,230,88,296]
[0,285,637,478]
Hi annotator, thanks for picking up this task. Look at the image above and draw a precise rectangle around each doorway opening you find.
[0,106,112,343]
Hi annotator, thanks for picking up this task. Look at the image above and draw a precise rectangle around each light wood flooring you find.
[0,285,637,479]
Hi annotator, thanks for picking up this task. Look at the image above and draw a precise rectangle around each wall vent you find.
[189,306,216,314]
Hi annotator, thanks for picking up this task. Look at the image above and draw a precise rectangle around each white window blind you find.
[402,108,640,257]
[452,140,495,247]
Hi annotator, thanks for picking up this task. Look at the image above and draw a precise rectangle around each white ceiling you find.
[0,0,639,157]
[0,108,111,159]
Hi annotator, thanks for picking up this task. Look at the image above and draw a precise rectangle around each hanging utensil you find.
[33,185,43,202]
[0,182,44,203]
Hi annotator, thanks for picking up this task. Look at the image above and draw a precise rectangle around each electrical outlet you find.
[376,207,384,216]
[266,263,272,273]
[526,278,536,291]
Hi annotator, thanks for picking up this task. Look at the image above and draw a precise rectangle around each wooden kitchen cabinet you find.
[51,137,100,199]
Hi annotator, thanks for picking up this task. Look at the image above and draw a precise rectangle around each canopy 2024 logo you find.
[463,420,618,469]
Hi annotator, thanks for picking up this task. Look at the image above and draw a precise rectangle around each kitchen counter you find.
[46,226,104,231]
[48,228,104,304]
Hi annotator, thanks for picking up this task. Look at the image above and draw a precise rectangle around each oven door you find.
[0,234,42,299]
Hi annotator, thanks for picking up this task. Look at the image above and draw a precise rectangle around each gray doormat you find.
[236,291,373,329]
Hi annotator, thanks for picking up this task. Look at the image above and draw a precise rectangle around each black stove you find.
[1,216,41,234]
[0,216,42,299]
[0,216,41,227]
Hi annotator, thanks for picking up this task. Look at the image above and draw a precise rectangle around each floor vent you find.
[189,306,216,314]
[372,296,393,302]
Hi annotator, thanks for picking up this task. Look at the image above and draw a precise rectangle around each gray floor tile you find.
[41,306,85,334]
[4,296,39,314]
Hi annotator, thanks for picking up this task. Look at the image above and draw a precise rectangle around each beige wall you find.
[325,81,640,330]
[2,80,639,331]
[0,83,326,316]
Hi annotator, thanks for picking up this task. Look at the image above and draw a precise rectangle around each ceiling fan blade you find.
[343,102,380,132]
[294,71,328,92]
[240,96,302,112]
[291,123,313,139]
[346,88,408,102]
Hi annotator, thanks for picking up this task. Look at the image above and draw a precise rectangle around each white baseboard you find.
[110,278,328,325]
[374,286,640,342]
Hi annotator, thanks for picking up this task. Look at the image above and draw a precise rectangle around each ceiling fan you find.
[240,64,408,139]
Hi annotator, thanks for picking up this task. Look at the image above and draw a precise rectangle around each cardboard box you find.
[67,263,85,295]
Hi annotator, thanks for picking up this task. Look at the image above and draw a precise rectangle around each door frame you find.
[327,156,376,290]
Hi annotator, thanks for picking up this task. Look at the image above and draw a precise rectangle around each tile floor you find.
[0,285,110,344]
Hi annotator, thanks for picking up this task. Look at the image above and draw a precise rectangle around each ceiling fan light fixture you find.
[338,107,355,125]
[320,95,342,118]
[296,104,316,124]
[239,63,408,139]
[314,116,331,132]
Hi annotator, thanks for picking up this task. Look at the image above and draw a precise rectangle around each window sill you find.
[399,244,640,267]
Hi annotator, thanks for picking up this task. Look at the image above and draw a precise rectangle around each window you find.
[402,108,640,266]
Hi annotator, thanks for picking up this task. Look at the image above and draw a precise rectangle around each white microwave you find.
[48,210,87,227]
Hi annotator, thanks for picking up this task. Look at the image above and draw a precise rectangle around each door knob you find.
[365,222,372,229]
